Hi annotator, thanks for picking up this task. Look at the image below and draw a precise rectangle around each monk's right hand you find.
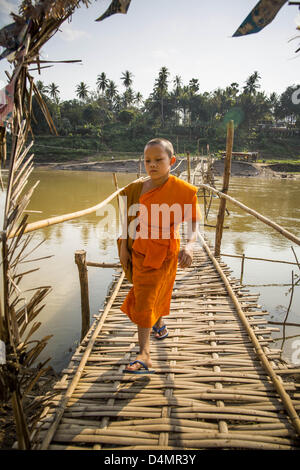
[120,245,131,269]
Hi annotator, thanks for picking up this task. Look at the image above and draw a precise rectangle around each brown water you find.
[1,170,300,371]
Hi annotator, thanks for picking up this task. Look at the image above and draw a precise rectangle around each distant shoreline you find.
[33,158,300,179]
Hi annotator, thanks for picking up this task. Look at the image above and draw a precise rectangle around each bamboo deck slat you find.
[34,240,300,450]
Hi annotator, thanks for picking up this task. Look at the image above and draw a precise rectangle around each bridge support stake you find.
[215,120,234,257]
[240,253,245,284]
[186,151,191,183]
[75,250,90,341]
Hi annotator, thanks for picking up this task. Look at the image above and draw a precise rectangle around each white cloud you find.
[59,22,90,42]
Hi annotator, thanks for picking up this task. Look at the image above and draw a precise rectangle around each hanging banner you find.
[95,0,132,22]
[233,0,288,37]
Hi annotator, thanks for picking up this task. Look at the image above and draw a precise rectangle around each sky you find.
[0,0,299,101]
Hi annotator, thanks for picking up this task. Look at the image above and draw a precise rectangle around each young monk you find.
[119,138,201,373]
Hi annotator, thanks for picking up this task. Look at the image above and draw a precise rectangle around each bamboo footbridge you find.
[31,158,300,450]
[34,239,300,450]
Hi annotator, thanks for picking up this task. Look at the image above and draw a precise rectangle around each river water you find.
[1,169,300,372]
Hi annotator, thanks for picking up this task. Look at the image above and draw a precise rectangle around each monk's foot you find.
[125,354,152,372]
[153,321,168,339]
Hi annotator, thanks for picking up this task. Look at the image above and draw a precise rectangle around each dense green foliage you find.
[29,69,300,161]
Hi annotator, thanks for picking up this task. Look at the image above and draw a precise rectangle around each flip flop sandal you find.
[124,360,156,374]
[152,325,169,340]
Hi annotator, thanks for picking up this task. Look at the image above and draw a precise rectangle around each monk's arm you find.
[178,220,198,268]
[185,220,197,251]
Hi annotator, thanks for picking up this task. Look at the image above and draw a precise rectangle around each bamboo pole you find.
[11,390,31,450]
[40,271,125,450]
[86,262,121,268]
[112,172,119,212]
[5,176,145,239]
[186,152,191,183]
[269,321,300,327]
[215,120,234,257]
[75,250,90,341]
[198,184,300,247]
[197,229,300,436]
[221,253,300,266]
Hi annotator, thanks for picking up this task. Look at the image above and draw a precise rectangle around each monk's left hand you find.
[178,247,193,269]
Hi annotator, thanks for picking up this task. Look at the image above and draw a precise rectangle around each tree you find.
[135,92,143,108]
[121,70,133,89]
[276,85,300,125]
[123,86,135,108]
[173,75,182,96]
[172,75,182,125]
[153,66,169,126]
[243,71,261,95]
[76,82,89,102]
[35,80,47,95]
[96,73,108,95]
[106,80,118,110]
[46,82,60,103]
[268,92,279,122]
[189,78,199,95]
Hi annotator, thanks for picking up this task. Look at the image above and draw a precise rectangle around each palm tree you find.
[46,82,60,103]
[121,70,133,89]
[173,76,182,125]
[123,86,134,108]
[35,80,47,94]
[188,78,199,95]
[96,72,108,95]
[76,82,89,101]
[243,71,261,95]
[173,75,182,96]
[154,66,169,125]
[135,92,143,108]
[106,80,118,109]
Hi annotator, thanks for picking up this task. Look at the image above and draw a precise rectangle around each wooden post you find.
[187,151,191,183]
[75,250,90,341]
[240,253,245,284]
[215,120,234,257]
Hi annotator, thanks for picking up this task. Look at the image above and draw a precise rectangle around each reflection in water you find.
[0,170,299,371]
[233,237,246,255]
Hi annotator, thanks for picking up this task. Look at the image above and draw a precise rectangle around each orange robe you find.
[120,174,201,328]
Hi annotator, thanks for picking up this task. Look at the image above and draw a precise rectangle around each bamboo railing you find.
[198,183,300,247]
[196,229,300,436]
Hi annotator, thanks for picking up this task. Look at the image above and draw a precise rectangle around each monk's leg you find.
[125,325,152,371]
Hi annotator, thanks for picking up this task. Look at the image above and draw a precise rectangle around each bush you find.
[118,109,136,124]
